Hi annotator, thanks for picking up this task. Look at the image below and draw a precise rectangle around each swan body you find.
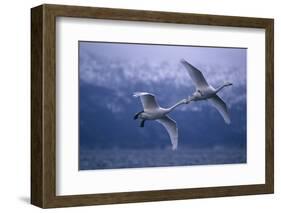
[181,59,232,124]
[133,92,188,150]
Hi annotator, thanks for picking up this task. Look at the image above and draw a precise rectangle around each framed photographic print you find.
[31,4,274,208]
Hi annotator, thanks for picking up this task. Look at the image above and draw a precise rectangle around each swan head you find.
[224,81,233,87]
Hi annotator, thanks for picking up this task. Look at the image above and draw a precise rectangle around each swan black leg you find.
[140,119,145,128]
[134,111,143,120]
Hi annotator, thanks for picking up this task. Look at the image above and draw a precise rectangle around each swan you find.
[133,92,188,150]
[181,59,233,124]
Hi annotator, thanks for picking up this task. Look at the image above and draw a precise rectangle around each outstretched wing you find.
[181,59,209,89]
[157,116,178,150]
[133,92,160,110]
[208,95,231,124]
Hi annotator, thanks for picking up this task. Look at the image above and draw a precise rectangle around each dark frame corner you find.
[31,4,274,208]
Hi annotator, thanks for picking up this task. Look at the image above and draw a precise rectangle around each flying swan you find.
[133,92,188,150]
[181,59,233,124]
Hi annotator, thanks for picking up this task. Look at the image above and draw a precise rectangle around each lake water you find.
[79,146,246,170]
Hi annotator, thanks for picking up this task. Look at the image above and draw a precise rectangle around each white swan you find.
[181,59,232,124]
[133,92,188,150]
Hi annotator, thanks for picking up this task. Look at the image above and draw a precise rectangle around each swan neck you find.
[215,84,227,93]
[167,100,185,112]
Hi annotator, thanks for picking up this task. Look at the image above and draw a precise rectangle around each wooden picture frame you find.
[31,4,274,208]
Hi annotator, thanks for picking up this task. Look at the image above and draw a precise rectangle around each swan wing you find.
[133,92,160,110]
[157,116,178,150]
[208,95,231,124]
[181,59,209,89]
